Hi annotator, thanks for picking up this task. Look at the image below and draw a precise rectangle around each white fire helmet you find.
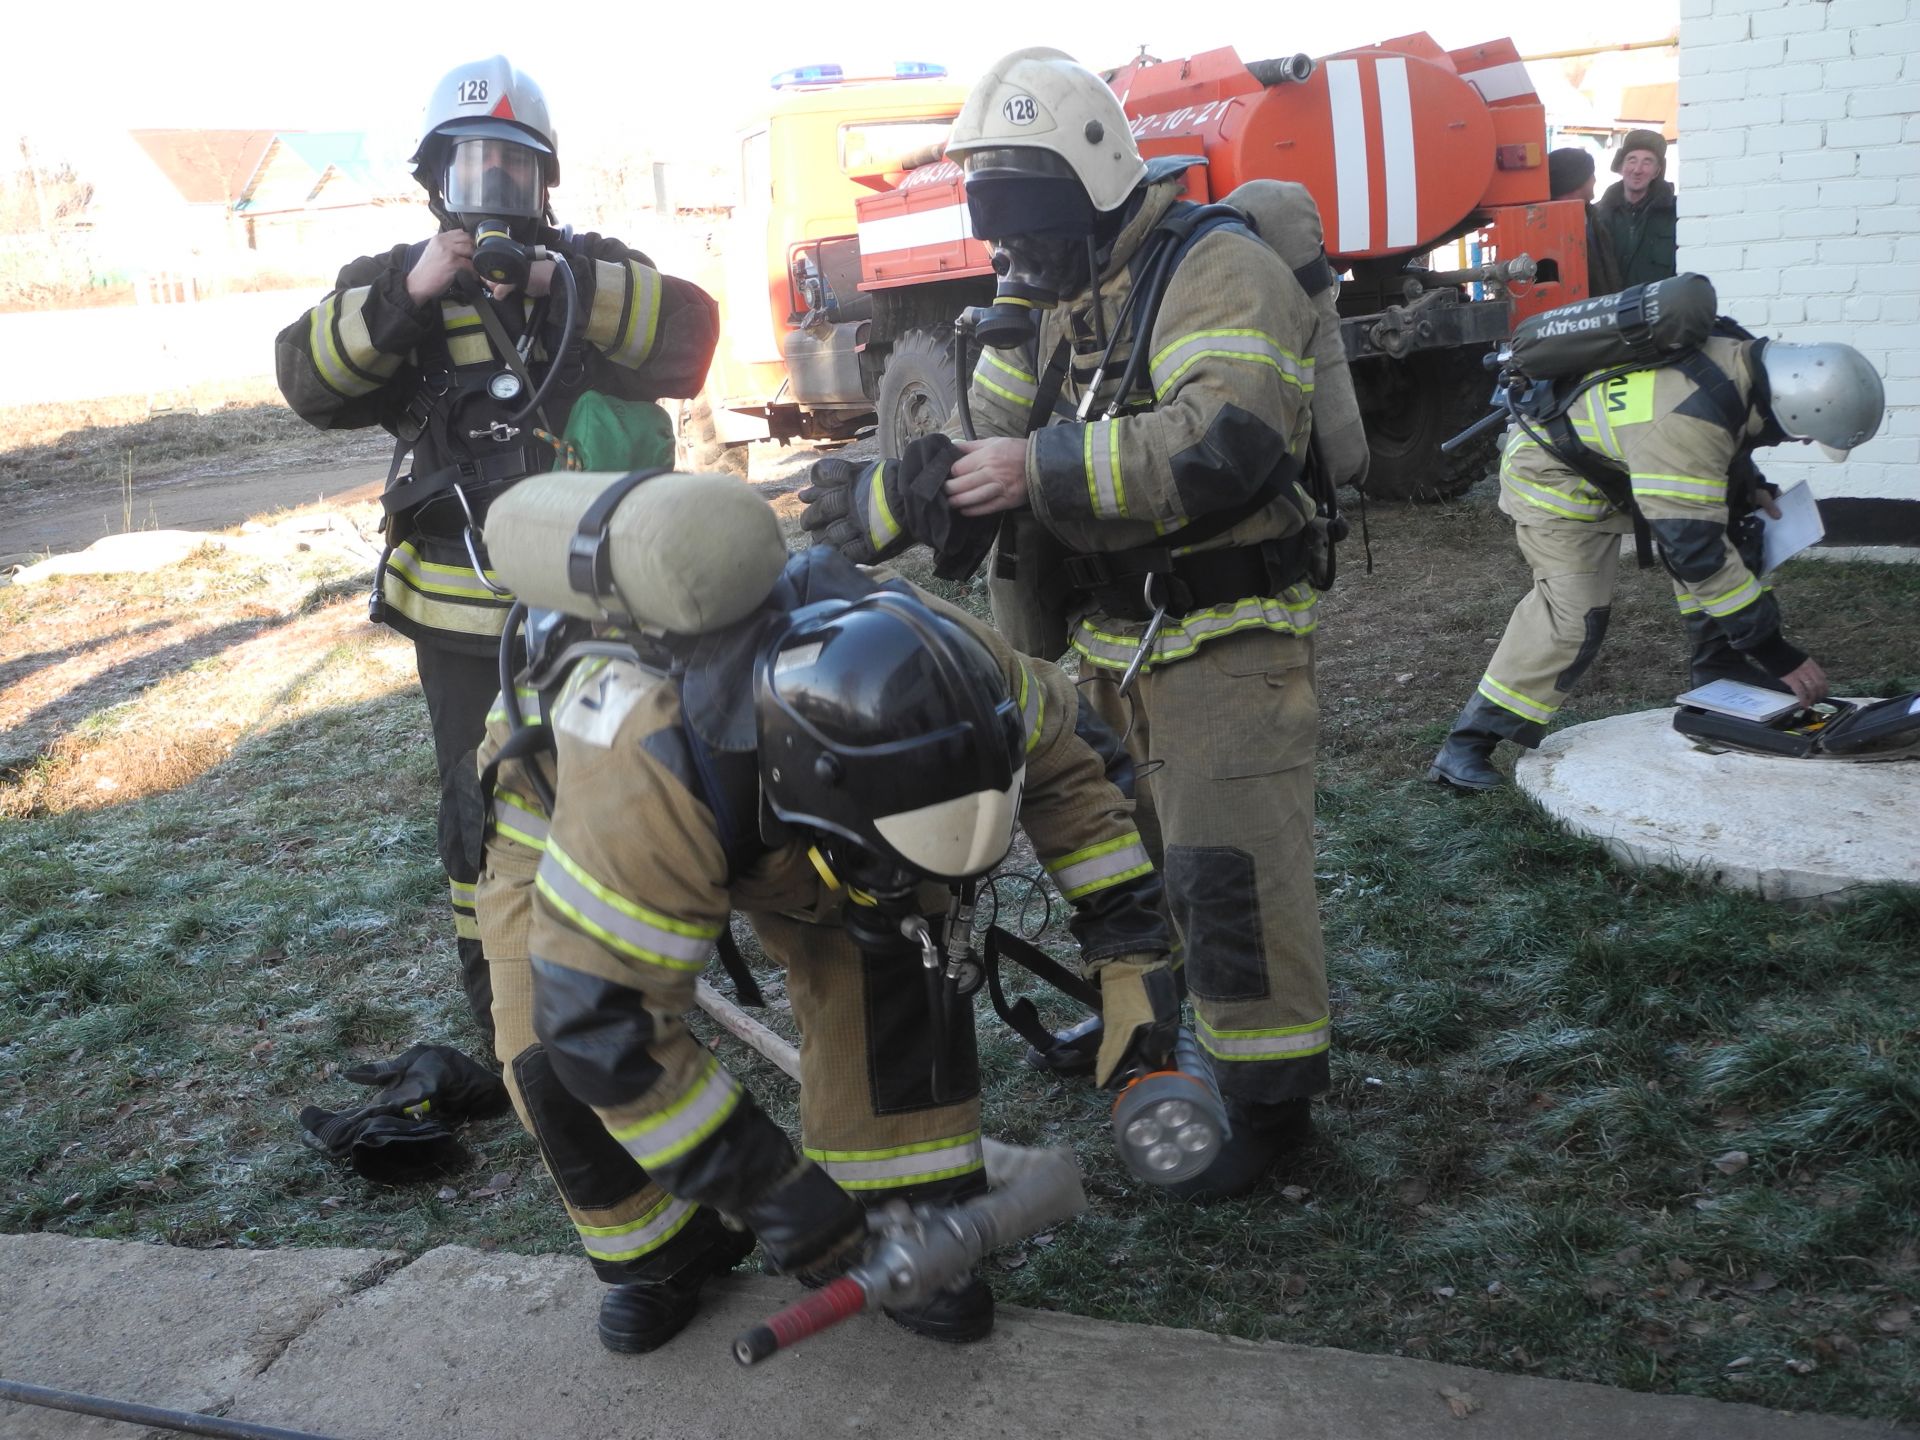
[410,55,560,205]
[945,48,1145,214]
[1759,341,1885,461]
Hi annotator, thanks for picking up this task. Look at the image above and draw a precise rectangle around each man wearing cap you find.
[1595,129,1678,288]
[1548,146,1624,297]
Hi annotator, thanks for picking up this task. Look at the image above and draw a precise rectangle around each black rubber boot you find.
[883,1274,995,1343]
[1427,729,1505,792]
[1162,1097,1311,1205]
[1022,1013,1102,1077]
[596,1216,756,1354]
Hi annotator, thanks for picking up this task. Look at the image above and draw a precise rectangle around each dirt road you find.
[2,456,392,562]
[3,437,858,566]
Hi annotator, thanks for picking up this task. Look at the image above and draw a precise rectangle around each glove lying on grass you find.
[342,1042,509,1123]
[298,1043,507,1185]
[298,1105,467,1185]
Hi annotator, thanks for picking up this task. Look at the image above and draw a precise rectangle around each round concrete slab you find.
[1514,708,1920,901]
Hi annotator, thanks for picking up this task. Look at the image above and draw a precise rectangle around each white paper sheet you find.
[1758,481,1825,575]
[1675,679,1801,722]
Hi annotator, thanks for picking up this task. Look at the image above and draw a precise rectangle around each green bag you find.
[559,392,677,472]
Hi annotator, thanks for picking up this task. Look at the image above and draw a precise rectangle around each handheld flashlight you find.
[1111,1026,1229,1185]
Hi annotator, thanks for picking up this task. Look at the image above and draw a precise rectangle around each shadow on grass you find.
[1,611,321,768]
[0,617,175,696]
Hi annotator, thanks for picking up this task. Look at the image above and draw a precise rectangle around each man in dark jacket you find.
[1595,128,1678,288]
[1548,146,1624,297]
[275,56,718,1036]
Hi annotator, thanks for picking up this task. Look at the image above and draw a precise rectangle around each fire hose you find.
[0,1377,342,1440]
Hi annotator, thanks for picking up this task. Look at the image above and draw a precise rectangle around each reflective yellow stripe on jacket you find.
[1015,661,1044,754]
[492,791,551,852]
[380,540,513,639]
[1149,328,1313,401]
[1044,834,1153,901]
[308,287,402,398]
[608,1055,742,1170]
[974,350,1038,410]
[536,842,721,973]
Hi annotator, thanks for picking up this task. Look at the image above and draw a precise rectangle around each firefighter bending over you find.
[1429,329,1885,791]
[473,471,1174,1353]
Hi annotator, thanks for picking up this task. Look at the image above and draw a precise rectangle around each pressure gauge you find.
[488,371,523,402]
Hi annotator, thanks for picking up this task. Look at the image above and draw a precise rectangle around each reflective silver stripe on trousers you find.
[611,1058,742,1169]
[806,1135,984,1188]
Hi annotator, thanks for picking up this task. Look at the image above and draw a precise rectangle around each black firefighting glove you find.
[1094,956,1181,1089]
[298,1105,467,1185]
[797,456,914,565]
[897,434,997,581]
[796,435,994,578]
[341,1043,510,1125]
[735,1156,869,1281]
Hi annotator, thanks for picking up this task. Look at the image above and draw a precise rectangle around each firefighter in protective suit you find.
[472,471,1173,1353]
[275,56,718,1036]
[1428,335,1886,791]
[801,50,1333,1201]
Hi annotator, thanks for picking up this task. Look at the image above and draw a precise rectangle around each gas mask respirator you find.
[974,234,1091,350]
[443,136,547,291]
[962,156,1099,351]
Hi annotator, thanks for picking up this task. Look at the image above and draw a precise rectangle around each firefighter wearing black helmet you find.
[471,475,1172,1355]
[274,56,719,1037]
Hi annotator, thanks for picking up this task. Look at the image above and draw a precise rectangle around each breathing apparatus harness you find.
[368,223,585,622]
[957,190,1348,699]
[1445,300,1771,570]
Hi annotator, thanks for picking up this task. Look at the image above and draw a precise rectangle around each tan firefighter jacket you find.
[960,178,1323,673]
[475,569,1165,1209]
[1499,335,1799,664]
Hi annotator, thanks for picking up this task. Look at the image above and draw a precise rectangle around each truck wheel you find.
[1355,349,1500,502]
[677,392,748,478]
[876,329,957,457]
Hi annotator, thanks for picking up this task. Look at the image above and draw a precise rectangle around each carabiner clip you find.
[452,482,513,597]
[901,914,942,972]
[1116,573,1168,696]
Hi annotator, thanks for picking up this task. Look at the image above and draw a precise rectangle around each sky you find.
[8,0,1680,174]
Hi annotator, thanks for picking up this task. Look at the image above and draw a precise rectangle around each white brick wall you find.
[1679,0,1920,508]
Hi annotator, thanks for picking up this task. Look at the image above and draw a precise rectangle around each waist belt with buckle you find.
[1063,543,1284,622]
[391,448,542,536]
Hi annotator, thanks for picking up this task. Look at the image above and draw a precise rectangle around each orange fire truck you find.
[704,37,1590,499]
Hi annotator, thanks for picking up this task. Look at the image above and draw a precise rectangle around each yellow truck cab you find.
[707,67,975,449]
